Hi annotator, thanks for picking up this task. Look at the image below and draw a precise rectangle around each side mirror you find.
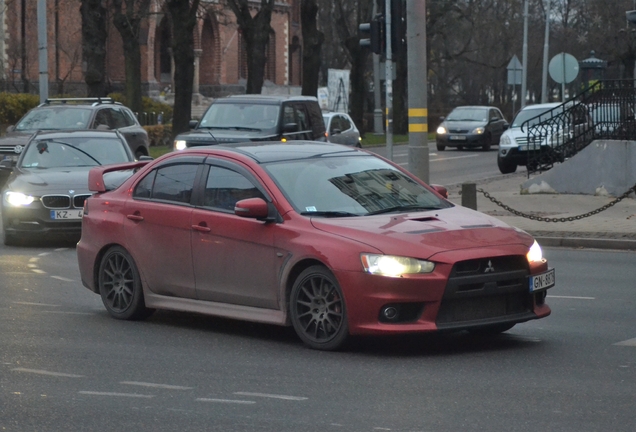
[430,184,448,199]
[503,122,510,130]
[283,122,299,133]
[189,120,199,129]
[6,125,15,133]
[234,197,270,220]
[439,116,446,121]
[137,155,154,161]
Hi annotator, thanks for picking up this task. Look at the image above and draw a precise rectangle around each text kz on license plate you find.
[50,209,83,220]
[529,268,555,292]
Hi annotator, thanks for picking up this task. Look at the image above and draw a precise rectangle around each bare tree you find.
[301,0,324,96]
[80,0,108,96]
[165,0,201,136]
[112,0,152,114]
[226,0,275,94]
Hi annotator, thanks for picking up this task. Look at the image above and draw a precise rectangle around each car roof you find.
[182,141,363,164]
[30,130,124,140]
[321,111,351,118]
[519,102,562,111]
[216,94,319,105]
[450,105,498,110]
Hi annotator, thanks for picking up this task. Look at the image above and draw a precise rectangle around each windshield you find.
[264,155,452,216]
[15,107,93,131]
[199,103,279,132]
[512,107,555,128]
[446,108,488,122]
[20,137,130,168]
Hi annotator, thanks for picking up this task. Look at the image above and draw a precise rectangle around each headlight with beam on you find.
[472,127,485,134]
[5,191,35,206]
[174,140,187,151]
[361,254,435,277]
[527,240,544,263]
[436,126,447,134]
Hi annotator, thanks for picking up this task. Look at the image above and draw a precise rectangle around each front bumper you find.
[336,256,551,336]
[2,205,84,239]
[498,146,560,166]
[436,133,488,147]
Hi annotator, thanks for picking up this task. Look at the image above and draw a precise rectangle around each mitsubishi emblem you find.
[484,260,495,273]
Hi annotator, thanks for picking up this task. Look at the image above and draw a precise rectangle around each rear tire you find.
[481,134,492,151]
[290,265,349,351]
[98,246,154,321]
[497,156,517,174]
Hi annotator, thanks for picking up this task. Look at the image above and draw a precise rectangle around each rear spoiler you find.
[88,161,151,192]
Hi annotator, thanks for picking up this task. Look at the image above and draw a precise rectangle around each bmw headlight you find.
[436,126,447,134]
[174,140,187,151]
[361,254,435,277]
[5,191,35,207]
[472,127,485,134]
[527,240,544,263]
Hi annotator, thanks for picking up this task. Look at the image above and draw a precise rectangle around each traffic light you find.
[359,14,385,55]
[390,0,405,55]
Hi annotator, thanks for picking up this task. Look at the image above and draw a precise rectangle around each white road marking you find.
[120,381,193,390]
[233,391,308,401]
[13,301,60,307]
[28,257,39,262]
[430,154,480,162]
[37,252,50,257]
[547,295,595,300]
[31,269,46,274]
[41,311,94,316]
[54,248,69,252]
[27,264,38,268]
[79,391,154,398]
[13,368,83,378]
[614,338,636,347]
[50,276,75,282]
[196,398,256,404]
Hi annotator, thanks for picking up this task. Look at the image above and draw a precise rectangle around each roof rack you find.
[40,97,119,107]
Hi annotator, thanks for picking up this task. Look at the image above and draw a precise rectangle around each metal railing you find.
[523,80,636,175]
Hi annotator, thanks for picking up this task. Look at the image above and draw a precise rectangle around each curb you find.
[533,236,636,251]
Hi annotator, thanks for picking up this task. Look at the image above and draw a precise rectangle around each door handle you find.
[126,214,144,222]
[192,224,211,233]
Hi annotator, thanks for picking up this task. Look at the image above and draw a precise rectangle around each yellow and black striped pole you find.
[406,0,429,183]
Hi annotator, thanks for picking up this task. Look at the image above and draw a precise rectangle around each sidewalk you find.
[445,171,636,251]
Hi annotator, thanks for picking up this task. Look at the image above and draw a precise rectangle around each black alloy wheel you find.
[98,246,154,321]
[290,265,349,351]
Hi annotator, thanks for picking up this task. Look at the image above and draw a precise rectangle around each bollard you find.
[462,182,477,210]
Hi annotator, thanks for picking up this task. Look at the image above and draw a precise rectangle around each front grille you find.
[437,256,532,327]
[41,195,71,209]
[514,136,528,146]
[73,194,92,208]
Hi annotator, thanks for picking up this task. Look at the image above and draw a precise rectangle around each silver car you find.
[322,111,362,147]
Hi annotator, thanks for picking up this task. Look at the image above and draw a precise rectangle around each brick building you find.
[0,0,303,98]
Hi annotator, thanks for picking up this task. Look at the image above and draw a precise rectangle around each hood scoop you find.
[405,216,443,234]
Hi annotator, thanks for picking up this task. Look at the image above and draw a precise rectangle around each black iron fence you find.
[136,111,166,126]
[523,80,636,175]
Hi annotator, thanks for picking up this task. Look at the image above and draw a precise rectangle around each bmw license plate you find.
[529,268,555,292]
[50,209,83,220]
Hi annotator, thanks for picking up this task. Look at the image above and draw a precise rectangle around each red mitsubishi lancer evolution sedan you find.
[77,141,554,351]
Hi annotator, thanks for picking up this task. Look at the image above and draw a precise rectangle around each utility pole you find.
[385,0,394,161]
[37,0,49,103]
[373,1,383,134]
[406,0,428,183]
[521,0,529,108]
[541,0,551,103]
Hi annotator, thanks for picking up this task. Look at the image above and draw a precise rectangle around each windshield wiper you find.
[203,126,262,131]
[300,210,358,217]
[366,205,443,215]
[44,140,102,166]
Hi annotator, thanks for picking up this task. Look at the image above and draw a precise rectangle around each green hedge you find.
[0,93,40,126]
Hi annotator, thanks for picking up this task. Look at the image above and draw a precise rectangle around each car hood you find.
[5,166,134,195]
[179,129,278,145]
[310,206,533,261]
[0,131,33,150]
[443,120,486,130]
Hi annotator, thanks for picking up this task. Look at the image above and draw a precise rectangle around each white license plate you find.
[449,135,467,141]
[529,268,555,292]
[518,145,527,151]
[50,209,83,220]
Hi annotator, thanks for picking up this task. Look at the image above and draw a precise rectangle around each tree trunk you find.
[227,0,275,95]
[112,0,151,115]
[166,0,201,137]
[301,0,324,97]
[80,0,108,97]
[344,38,368,134]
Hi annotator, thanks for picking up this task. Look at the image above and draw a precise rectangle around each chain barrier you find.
[477,183,636,223]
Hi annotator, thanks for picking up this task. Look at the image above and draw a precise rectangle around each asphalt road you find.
[368,141,502,186]
[1,243,635,432]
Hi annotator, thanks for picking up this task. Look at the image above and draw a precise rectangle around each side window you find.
[204,166,265,211]
[134,164,198,204]
[119,108,137,127]
[294,105,309,131]
[329,116,340,133]
[110,108,129,128]
[306,102,326,137]
[283,105,295,125]
[340,115,352,131]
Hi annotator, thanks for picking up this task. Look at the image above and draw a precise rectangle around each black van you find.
[173,95,326,150]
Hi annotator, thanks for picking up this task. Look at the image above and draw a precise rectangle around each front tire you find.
[98,246,154,321]
[481,133,492,151]
[497,155,517,174]
[290,265,349,351]
[436,142,446,151]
